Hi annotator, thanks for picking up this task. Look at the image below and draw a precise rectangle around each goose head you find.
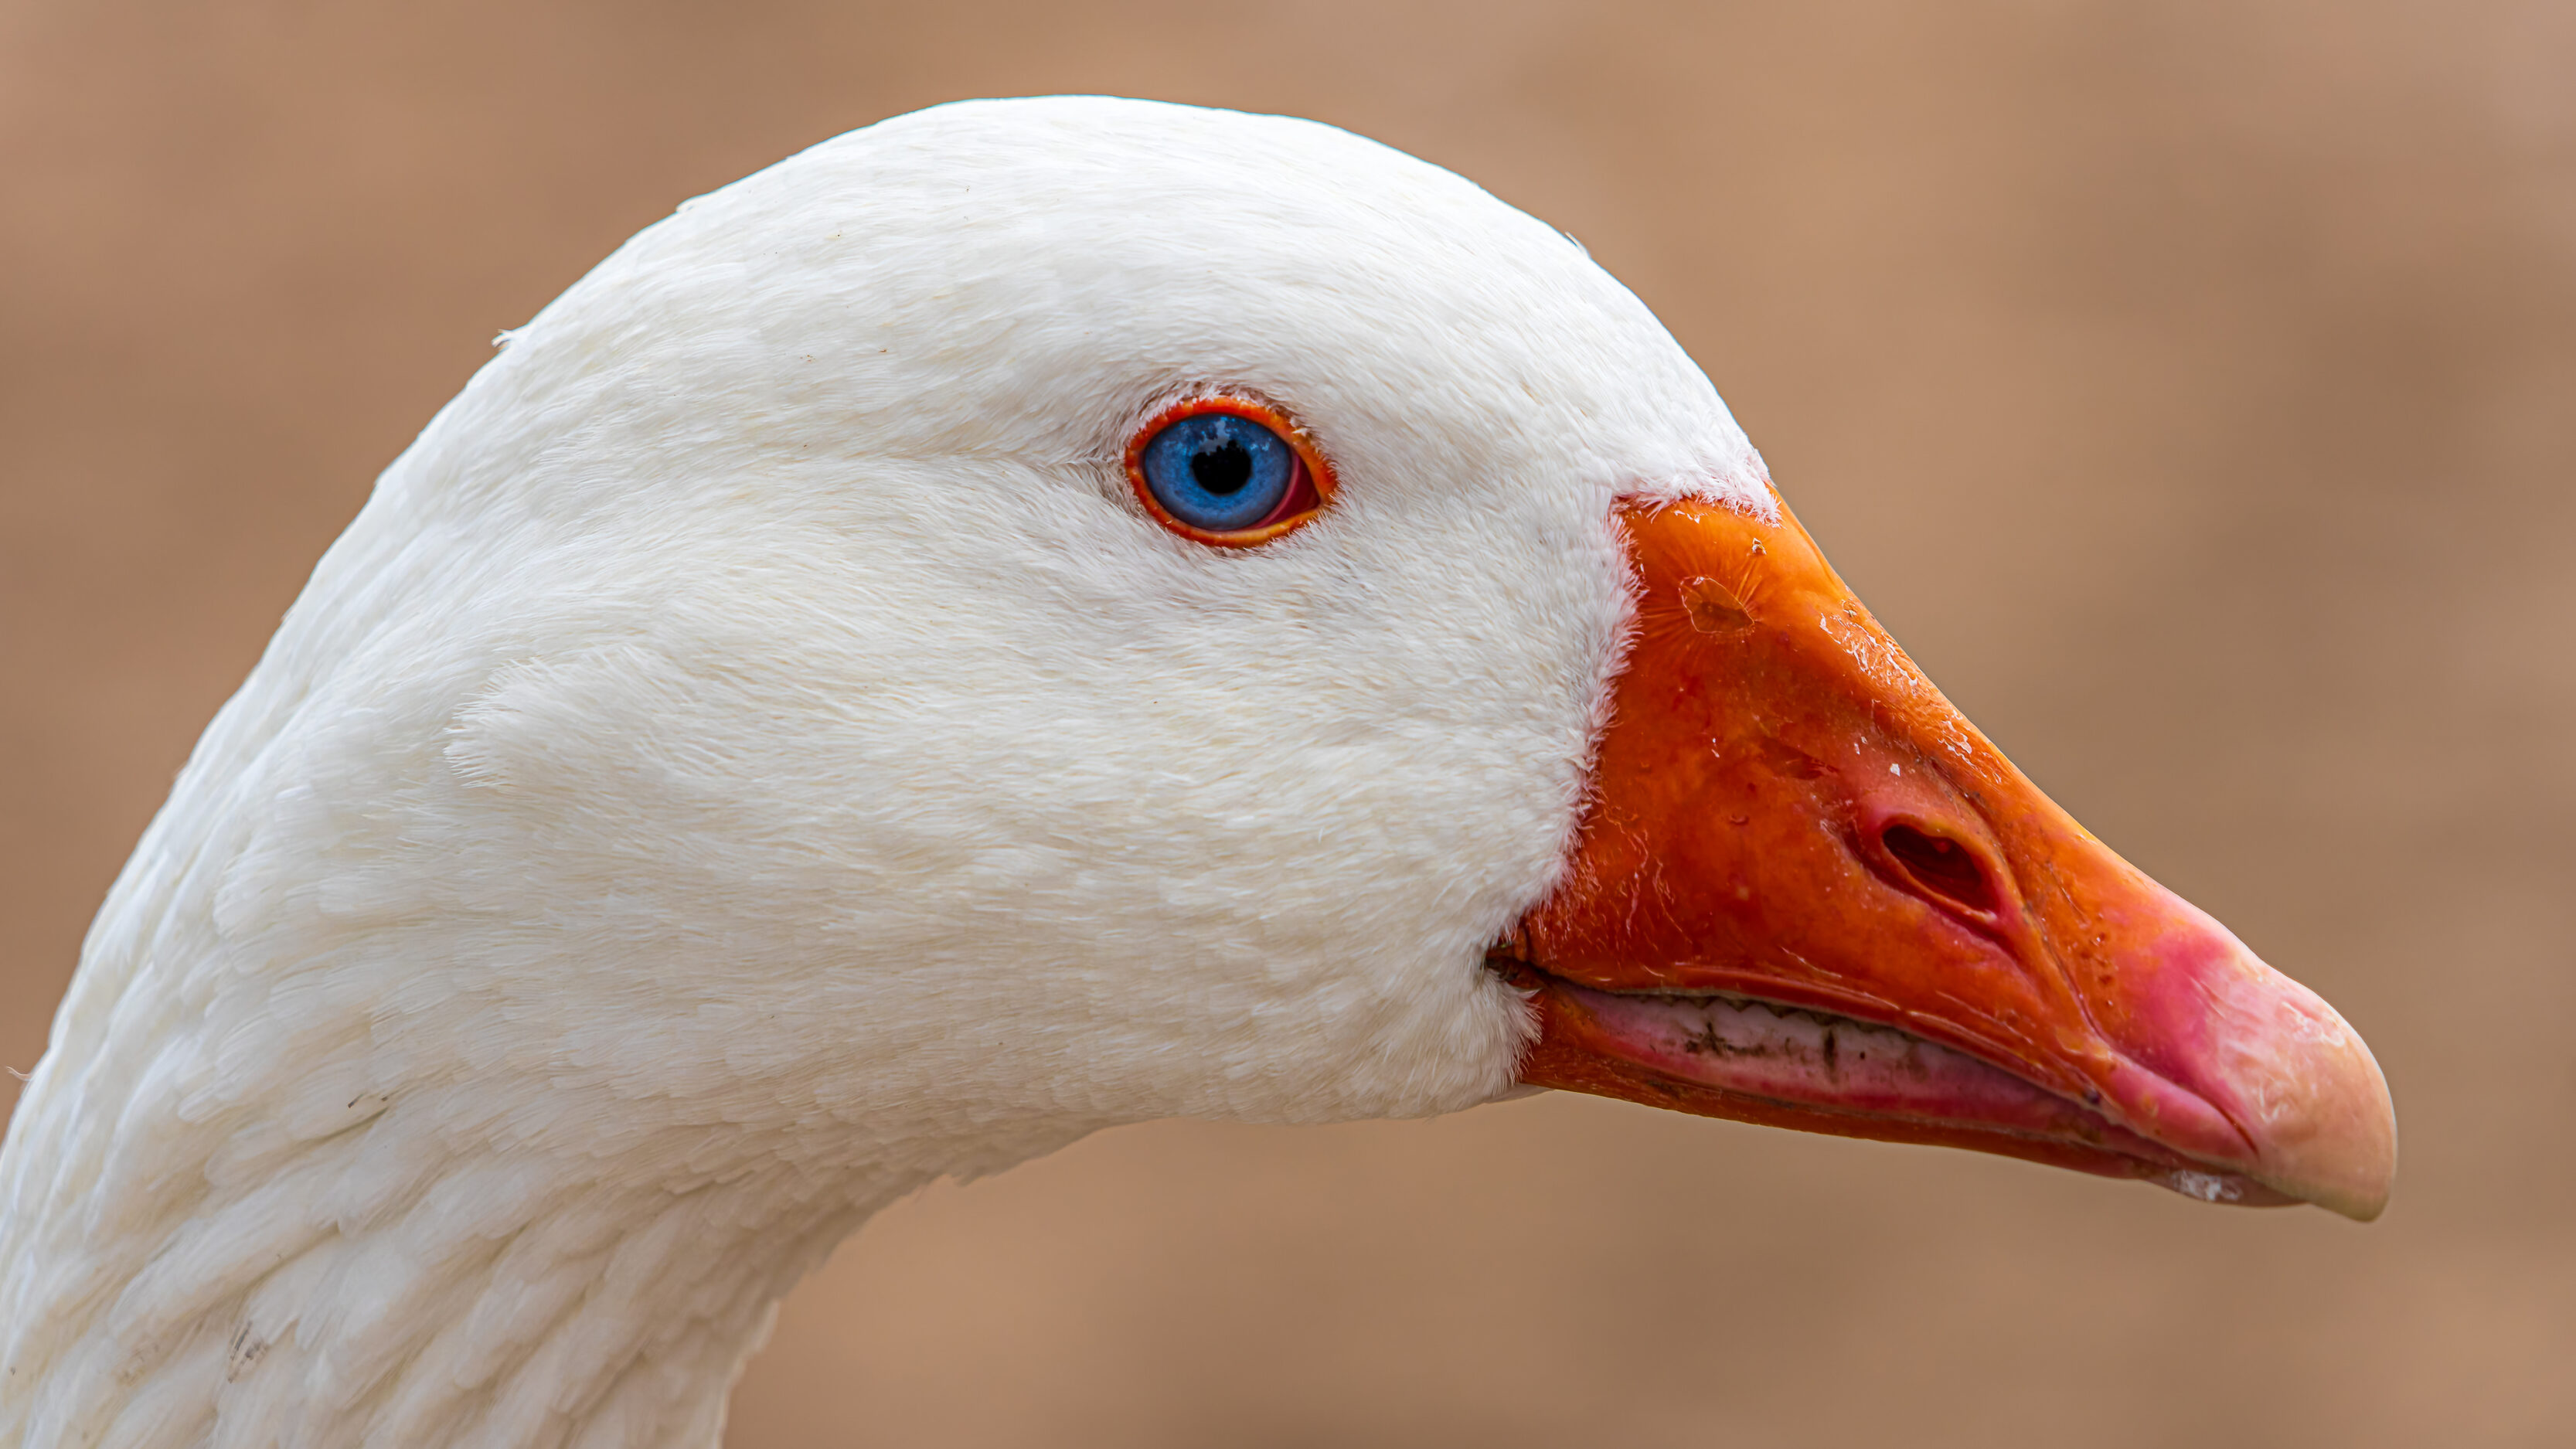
[0,96,2393,1442]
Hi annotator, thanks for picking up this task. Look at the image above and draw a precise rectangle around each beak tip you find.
[2233,986,2399,1222]
[2131,923,2397,1221]
[2275,1049,2397,1223]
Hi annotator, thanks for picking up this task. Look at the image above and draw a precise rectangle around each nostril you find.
[1880,823,1999,916]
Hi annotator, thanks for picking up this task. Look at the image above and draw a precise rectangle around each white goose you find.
[0,97,2394,1448]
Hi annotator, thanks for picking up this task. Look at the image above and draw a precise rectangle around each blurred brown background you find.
[5,2,2571,1444]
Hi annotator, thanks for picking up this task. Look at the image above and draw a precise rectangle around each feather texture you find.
[0,97,1766,1447]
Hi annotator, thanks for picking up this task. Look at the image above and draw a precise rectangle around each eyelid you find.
[1122,394,1338,548]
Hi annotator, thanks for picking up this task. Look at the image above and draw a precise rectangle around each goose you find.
[0,96,2395,1449]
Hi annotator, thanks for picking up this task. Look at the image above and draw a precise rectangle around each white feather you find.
[0,97,1768,1447]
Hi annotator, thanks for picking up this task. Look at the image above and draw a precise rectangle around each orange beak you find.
[1499,493,2397,1219]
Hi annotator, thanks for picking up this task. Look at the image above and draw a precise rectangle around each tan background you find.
[5,2,2571,1444]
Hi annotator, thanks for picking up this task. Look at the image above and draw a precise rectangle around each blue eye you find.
[1137,412,1299,534]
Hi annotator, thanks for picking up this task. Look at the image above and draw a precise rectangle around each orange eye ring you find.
[1123,394,1338,548]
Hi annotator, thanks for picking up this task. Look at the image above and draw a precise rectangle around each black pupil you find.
[1191,436,1254,496]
